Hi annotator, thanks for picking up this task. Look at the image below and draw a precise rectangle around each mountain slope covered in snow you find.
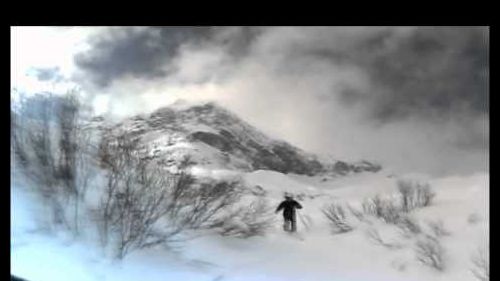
[99,100,381,176]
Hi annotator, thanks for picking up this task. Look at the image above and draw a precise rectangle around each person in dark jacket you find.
[275,194,302,232]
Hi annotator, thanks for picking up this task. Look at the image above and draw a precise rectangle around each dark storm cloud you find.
[74,27,216,87]
[74,27,489,121]
[293,27,488,164]
[214,27,264,58]
[74,26,488,175]
[74,27,267,88]
[367,27,488,122]
[222,26,489,174]
[322,27,489,122]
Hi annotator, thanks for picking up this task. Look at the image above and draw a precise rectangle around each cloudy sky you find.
[11,26,489,176]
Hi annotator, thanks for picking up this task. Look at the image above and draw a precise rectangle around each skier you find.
[275,193,302,232]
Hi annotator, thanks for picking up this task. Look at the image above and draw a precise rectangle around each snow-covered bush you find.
[471,244,489,281]
[322,203,353,234]
[398,180,435,212]
[415,234,446,271]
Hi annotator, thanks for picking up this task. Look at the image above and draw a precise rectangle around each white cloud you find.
[11,26,98,95]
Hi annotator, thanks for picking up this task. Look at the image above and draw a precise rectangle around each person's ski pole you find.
[297,211,310,231]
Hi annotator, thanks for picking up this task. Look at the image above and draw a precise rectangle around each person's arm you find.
[276,202,284,213]
[295,201,303,209]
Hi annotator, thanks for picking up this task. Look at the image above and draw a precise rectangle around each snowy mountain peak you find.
[100,101,382,176]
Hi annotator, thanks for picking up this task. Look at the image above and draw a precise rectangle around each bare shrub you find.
[56,94,96,234]
[398,180,413,212]
[12,94,58,190]
[471,245,489,281]
[415,183,435,207]
[381,199,403,224]
[97,136,193,258]
[426,220,450,237]
[362,196,384,218]
[112,168,174,259]
[346,204,367,223]
[398,180,435,212]
[216,198,275,238]
[97,136,253,258]
[362,195,403,224]
[359,180,435,227]
[366,228,403,249]
[169,178,242,231]
[396,215,422,237]
[11,105,30,168]
[415,234,445,271]
[11,92,94,234]
[322,203,353,234]
[97,136,172,258]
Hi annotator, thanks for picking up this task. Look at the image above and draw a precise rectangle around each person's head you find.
[284,193,293,200]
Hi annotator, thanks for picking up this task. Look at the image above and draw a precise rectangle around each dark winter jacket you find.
[276,199,302,220]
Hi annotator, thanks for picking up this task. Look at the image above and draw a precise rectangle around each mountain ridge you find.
[98,100,382,176]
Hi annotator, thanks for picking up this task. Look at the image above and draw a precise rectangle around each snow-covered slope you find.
[98,100,381,176]
[12,169,489,281]
[11,100,487,281]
